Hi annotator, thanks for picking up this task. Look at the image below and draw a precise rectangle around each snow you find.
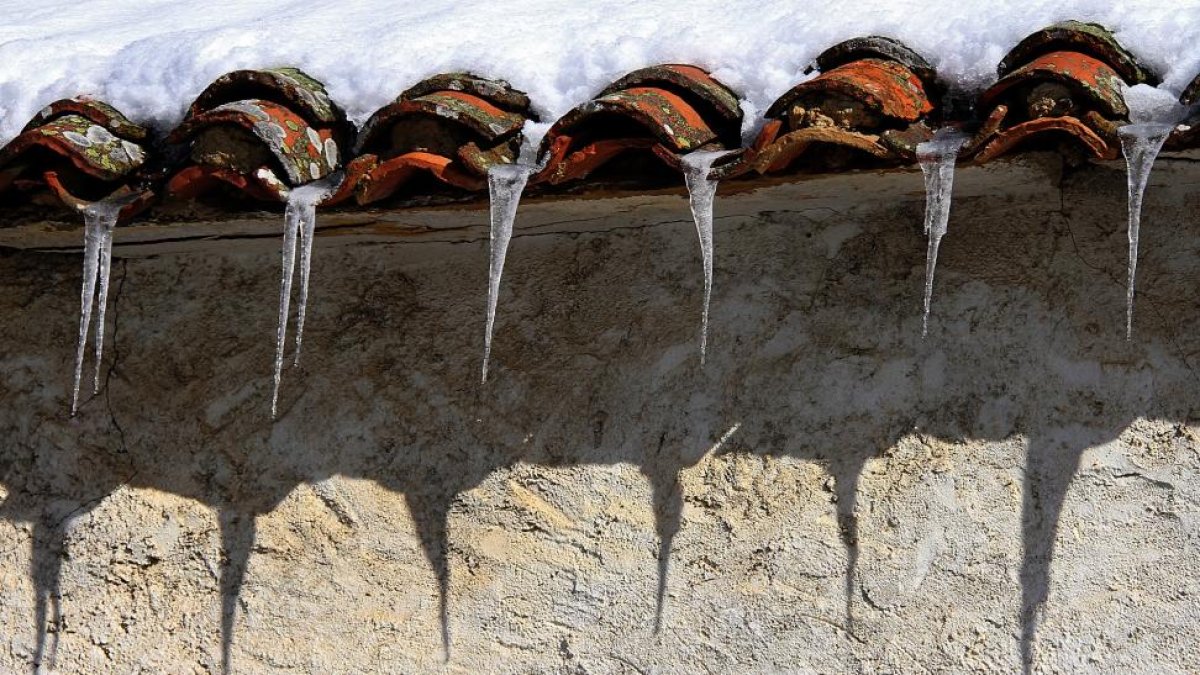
[2,1,1199,144]
[1123,83,1190,125]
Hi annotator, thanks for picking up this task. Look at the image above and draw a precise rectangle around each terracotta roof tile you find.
[340,73,534,205]
[966,22,1144,163]
[0,22,1194,222]
[166,69,348,203]
[532,64,741,186]
[22,97,149,142]
[717,37,938,179]
[0,98,150,215]
[996,20,1156,86]
[186,67,354,147]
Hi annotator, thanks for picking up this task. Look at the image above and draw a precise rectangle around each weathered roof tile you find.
[0,23,1195,223]
[718,37,938,179]
[967,22,1143,163]
[0,98,150,214]
[342,73,534,205]
[166,68,348,203]
[533,64,741,186]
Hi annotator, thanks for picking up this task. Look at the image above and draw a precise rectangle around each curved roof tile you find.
[720,38,938,179]
[533,64,741,186]
[0,23,1195,221]
[967,23,1147,163]
[167,69,348,203]
[0,99,150,214]
[187,67,353,146]
[997,20,1156,86]
[339,73,534,205]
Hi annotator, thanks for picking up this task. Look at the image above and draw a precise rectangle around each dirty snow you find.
[0,1,1198,143]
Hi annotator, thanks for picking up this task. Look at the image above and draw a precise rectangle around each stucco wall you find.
[2,156,1200,673]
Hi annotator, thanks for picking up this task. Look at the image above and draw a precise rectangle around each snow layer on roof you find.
[1,0,1198,143]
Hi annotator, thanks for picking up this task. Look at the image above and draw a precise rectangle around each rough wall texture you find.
[1,156,1200,674]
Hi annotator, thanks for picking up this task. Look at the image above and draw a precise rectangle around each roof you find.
[0,22,1197,225]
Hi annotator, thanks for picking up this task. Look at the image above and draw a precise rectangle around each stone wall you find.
[1,156,1199,673]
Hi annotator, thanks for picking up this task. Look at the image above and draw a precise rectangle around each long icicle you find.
[271,174,340,418]
[271,200,301,419]
[681,149,734,364]
[481,163,532,383]
[71,216,104,415]
[91,222,115,394]
[71,200,123,414]
[1117,123,1173,339]
[916,129,969,337]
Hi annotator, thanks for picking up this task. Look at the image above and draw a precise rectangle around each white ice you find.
[3,2,1200,144]
[271,174,340,418]
[682,149,734,364]
[917,128,969,337]
[481,162,533,384]
[71,200,122,415]
[1123,83,1189,125]
[1119,84,1188,339]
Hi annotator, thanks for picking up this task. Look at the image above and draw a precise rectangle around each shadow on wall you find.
[0,160,1198,672]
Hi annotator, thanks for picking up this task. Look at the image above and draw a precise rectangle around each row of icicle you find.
[68,86,1191,416]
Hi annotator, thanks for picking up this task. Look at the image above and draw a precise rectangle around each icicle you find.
[681,149,734,364]
[481,163,532,383]
[92,221,115,395]
[271,174,340,418]
[1118,123,1172,339]
[916,129,969,337]
[70,200,124,414]
[1116,83,1187,339]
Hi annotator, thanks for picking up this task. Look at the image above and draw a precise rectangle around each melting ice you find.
[916,129,969,337]
[681,149,734,364]
[481,163,533,383]
[271,174,340,418]
[71,200,124,415]
[479,124,551,384]
[1118,84,1186,339]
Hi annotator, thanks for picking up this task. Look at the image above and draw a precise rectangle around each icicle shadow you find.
[829,456,868,628]
[218,508,257,675]
[481,164,533,384]
[1019,428,1097,675]
[681,150,735,364]
[643,446,684,634]
[404,490,455,662]
[30,518,67,673]
[916,129,968,337]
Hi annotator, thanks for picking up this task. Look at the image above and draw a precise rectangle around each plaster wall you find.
[1,157,1200,673]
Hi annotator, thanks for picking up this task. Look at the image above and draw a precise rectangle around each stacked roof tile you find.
[533,64,742,185]
[335,73,538,204]
[165,68,352,204]
[0,21,1197,223]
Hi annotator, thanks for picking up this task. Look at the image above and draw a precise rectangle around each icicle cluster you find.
[681,149,734,364]
[271,174,341,418]
[71,202,123,415]
[916,129,969,337]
